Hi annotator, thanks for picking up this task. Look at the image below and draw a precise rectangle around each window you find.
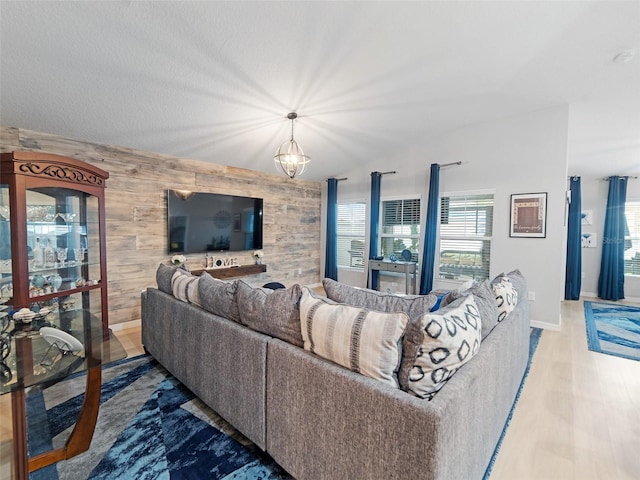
[337,202,366,269]
[625,200,640,276]
[381,198,421,262]
[438,192,494,282]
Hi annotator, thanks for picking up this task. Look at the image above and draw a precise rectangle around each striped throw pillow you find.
[299,288,409,388]
[171,270,202,307]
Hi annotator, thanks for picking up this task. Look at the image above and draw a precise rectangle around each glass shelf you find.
[0,305,124,395]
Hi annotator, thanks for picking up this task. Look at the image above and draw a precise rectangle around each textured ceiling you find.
[1,1,639,181]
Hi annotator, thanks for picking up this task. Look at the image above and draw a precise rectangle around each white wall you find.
[579,176,640,301]
[322,106,570,329]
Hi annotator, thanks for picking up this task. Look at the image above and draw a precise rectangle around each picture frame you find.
[510,192,547,238]
[581,232,596,248]
[581,210,593,225]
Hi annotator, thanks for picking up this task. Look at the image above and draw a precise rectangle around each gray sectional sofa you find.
[141,267,531,480]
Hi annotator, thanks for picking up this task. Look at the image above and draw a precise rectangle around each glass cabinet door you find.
[25,187,102,320]
[0,184,11,304]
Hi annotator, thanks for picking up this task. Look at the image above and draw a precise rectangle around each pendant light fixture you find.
[274,112,310,179]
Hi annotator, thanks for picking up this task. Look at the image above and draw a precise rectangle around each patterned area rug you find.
[584,301,640,362]
[26,328,543,480]
[26,356,290,480]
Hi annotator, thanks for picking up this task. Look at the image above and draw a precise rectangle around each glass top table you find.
[0,302,126,479]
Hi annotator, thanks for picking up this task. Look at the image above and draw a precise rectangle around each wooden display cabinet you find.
[0,151,110,334]
[0,151,113,479]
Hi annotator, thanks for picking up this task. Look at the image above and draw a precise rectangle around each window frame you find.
[437,189,495,286]
[336,200,367,270]
[379,194,422,262]
[624,199,640,277]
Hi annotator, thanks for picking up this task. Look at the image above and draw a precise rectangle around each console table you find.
[368,260,417,295]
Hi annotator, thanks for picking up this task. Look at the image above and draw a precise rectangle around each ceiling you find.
[1,1,639,182]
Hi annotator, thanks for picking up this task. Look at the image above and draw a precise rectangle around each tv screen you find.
[167,190,263,254]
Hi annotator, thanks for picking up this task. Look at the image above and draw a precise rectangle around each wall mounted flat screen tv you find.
[167,189,263,254]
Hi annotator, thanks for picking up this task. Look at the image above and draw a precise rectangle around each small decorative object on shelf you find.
[31,274,46,288]
[44,238,56,268]
[49,274,63,292]
[33,237,44,268]
[171,254,186,266]
[73,247,85,264]
[56,248,67,267]
[253,250,264,265]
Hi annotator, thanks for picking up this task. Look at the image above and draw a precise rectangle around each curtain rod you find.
[601,175,638,180]
[440,161,462,167]
[381,171,396,175]
[326,177,347,182]
[567,175,580,180]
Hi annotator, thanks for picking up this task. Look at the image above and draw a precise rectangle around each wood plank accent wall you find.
[1,126,322,326]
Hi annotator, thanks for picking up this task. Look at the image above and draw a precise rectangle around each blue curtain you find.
[368,172,382,289]
[564,177,582,300]
[420,163,440,294]
[598,176,628,300]
[324,178,338,280]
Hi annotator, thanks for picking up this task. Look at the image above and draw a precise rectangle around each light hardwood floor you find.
[1,297,639,479]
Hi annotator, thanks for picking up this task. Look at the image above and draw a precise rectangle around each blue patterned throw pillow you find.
[399,295,482,399]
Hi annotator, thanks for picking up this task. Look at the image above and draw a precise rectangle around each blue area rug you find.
[26,356,290,480]
[26,329,543,480]
[584,301,640,362]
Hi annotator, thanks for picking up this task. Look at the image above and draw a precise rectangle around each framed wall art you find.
[510,192,547,238]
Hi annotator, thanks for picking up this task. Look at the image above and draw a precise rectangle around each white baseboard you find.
[531,319,560,331]
[110,319,141,331]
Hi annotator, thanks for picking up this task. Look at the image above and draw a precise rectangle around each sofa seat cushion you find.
[236,280,304,347]
[197,272,241,323]
[399,295,482,399]
[299,287,409,388]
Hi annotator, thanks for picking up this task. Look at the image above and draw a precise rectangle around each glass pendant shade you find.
[274,112,310,179]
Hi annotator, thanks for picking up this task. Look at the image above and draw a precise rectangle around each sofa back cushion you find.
[197,272,241,323]
[236,280,304,347]
[491,276,519,322]
[493,269,527,301]
[156,263,180,294]
[443,279,499,339]
[299,287,409,388]
[322,278,437,322]
[399,295,482,399]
